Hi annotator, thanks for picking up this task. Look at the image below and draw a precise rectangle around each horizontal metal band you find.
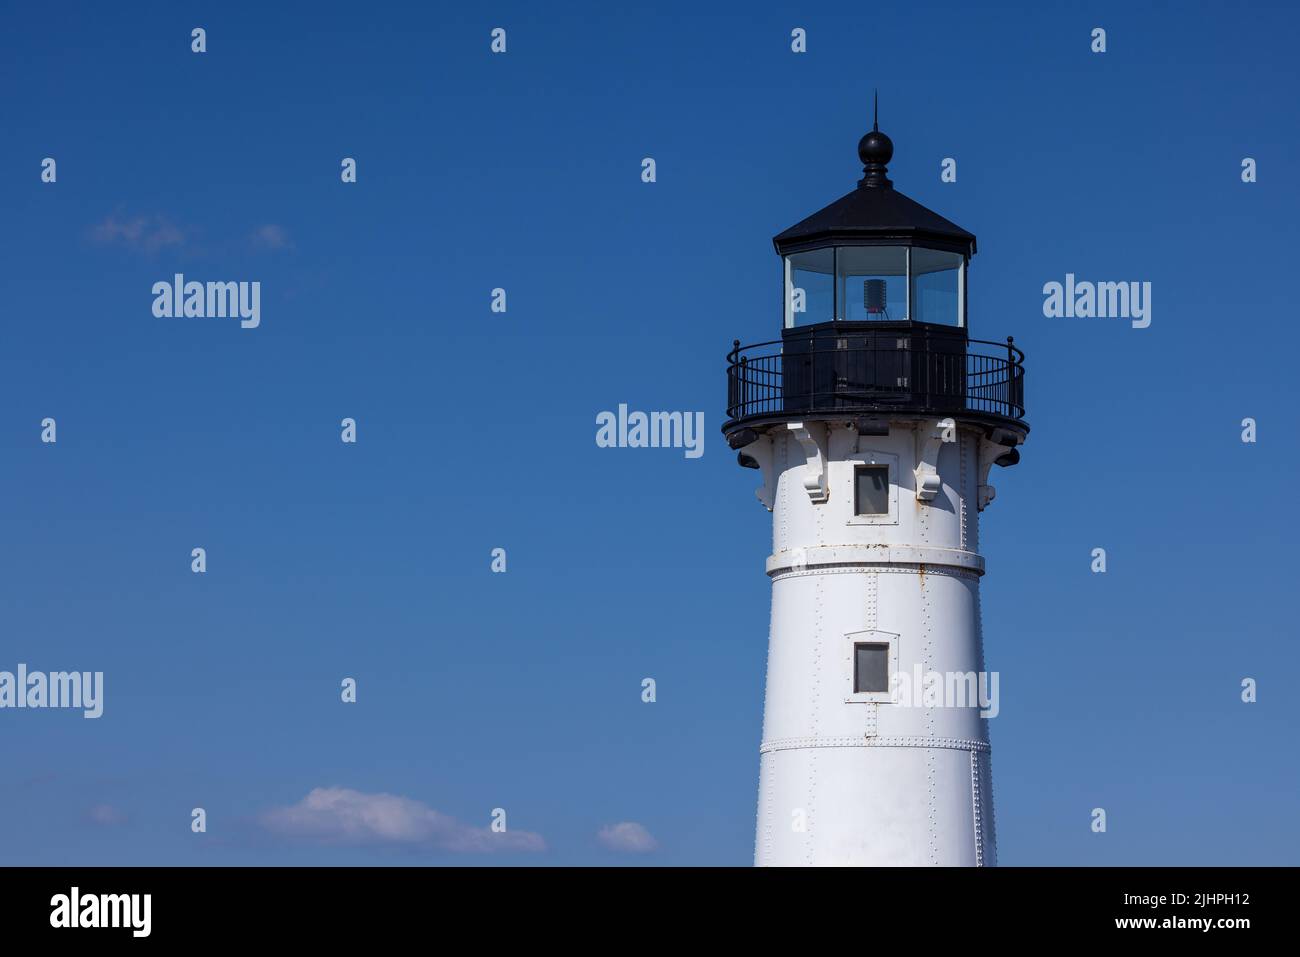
[760,735,990,755]
[767,544,984,577]
[770,562,980,583]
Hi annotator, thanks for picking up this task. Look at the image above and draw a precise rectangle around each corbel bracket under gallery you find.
[977,426,1023,512]
[913,418,951,502]
[787,422,828,503]
[739,434,776,511]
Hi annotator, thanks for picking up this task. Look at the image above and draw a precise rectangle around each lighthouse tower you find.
[724,110,1028,866]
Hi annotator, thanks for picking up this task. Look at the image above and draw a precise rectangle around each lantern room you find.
[774,115,975,331]
[723,104,1026,442]
[781,245,965,328]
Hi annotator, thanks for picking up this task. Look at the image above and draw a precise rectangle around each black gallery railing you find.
[725,333,1026,424]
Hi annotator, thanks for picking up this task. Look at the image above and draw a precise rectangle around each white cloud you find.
[86,803,128,826]
[250,223,292,250]
[259,787,545,853]
[597,821,657,853]
[89,214,185,252]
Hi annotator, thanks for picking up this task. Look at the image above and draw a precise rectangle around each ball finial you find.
[857,90,893,187]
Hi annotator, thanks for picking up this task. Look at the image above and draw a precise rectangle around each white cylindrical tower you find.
[724,111,1027,866]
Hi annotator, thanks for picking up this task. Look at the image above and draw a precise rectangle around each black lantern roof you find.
[772,104,976,258]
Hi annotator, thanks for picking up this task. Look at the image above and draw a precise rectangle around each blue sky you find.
[1,0,1297,865]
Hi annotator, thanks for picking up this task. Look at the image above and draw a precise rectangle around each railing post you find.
[730,340,740,414]
[739,355,748,414]
[1005,336,1016,415]
[809,333,817,412]
[919,331,928,410]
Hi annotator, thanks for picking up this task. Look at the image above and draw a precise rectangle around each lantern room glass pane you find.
[785,248,834,327]
[836,246,907,321]
[911,247,964,327]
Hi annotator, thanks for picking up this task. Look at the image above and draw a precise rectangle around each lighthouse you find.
[724,108,1028,866]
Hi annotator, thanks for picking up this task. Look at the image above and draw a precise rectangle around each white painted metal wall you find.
[749,420,999,866]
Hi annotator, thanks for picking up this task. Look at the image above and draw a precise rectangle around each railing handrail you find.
[727,335,1024,363]
[724,331,1027,424]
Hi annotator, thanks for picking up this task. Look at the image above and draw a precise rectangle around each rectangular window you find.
[854,643,890,694]
[835,246,907,321]
[784,248,835,327]
[910,247,965,327]
[854,464,889,515]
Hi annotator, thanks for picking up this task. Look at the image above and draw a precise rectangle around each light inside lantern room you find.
[784,246,965,328]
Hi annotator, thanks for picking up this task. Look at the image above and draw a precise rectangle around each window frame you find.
[845,449,899,526]
[853,463,890,516]
[783,247,835,328]
[853,642,891,694]
[783,245,969,328]
[833,246,909,322]
[909,247,966,329]
[844,629,900,705]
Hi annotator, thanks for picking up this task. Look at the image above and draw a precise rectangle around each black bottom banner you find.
[0,866,1282,943]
